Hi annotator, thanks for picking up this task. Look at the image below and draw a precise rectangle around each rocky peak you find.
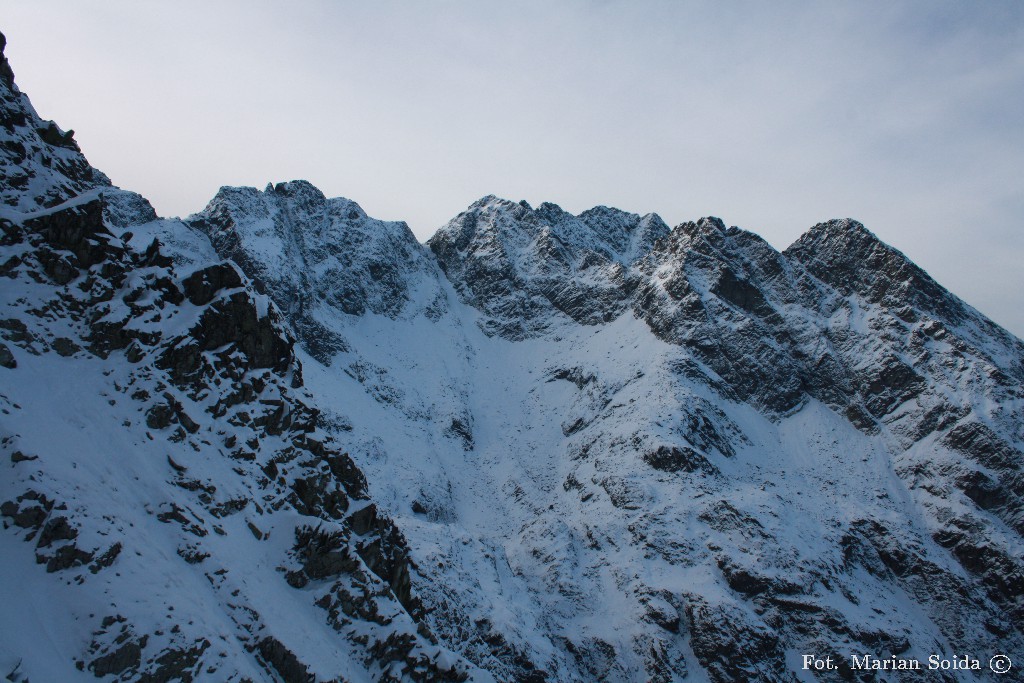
[0,32,17,89]
[577,205,670,262]
[0,31,154,224]
[663,216,731,253]
[784,218,932,303]
[188,180,446,363]
[784,217,1020,351]
[428,195,669,337]
[267,178,327,202]
[689,215,727,234]
[435,196,666,266]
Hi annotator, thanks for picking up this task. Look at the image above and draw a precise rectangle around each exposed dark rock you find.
[89,640,142,678]
[36,515,77,547]
[2,500,46,529]
[257,636,314,683]
[24,198,115,270]
[181,262,242,306]
[176,546,209,565]
[447,417,474,450]
[35,121,78,150]
[857,355,926,418]
[44,543,93,572]
[145,403,174,430]
[290,474,349,519]
[0,342,14,368]
[50,336,80,356]
[136,639,209,683]
[717,557,772,597]
[292,524,358,580]
[0,31,15,88]
[942,421,1022,471]
[643,445,717,474]
[90,542,122,573]
[684,595,786,683]
[347,503,380,537]
[711,267,776,320]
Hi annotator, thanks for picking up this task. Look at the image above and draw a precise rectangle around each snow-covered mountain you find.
[2,31,1022,683]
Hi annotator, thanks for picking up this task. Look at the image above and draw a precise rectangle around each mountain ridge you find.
[2,30,1023,683]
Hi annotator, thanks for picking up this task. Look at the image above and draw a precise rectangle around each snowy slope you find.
[0,35,480,683]
[3,28,1024,683]
[209,191,1023,682]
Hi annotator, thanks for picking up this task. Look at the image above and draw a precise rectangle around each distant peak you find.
[266,179,327,203]
[639,212,668,229]
[673,216,727,241]
[785,218,879,259]
[536,201,566,214]
[459,195,535,224]
[579,204,639,223]
[804,217,869,238]
[699,216,726,232]
[467,194,513,211]
[203,181,375,224]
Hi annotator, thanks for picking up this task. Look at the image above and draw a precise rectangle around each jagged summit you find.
[786,217,896,275]
[441,194,669,263]
[427,194,669,337]
[185,179,448,364]
[254,179,369,222]
[787,217,1024,360]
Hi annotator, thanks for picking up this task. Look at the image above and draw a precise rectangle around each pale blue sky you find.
[4,1,1023,336]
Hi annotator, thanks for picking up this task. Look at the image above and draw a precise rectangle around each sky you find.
[3,1,1023,337]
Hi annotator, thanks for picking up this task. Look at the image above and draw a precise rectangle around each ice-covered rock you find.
[187,180,450,364]
[428,195,669,338]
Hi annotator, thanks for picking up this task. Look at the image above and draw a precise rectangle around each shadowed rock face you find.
[431,202,1022,424]
[3,27,1024,683]
[185,180,447,365]
[428,195,670,338]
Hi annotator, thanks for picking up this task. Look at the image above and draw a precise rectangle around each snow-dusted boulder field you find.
[2,31,1022,683]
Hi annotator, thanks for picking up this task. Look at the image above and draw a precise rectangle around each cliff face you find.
[185,180,449,365]
[2,30,1022,683]
[427,195,670,339]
